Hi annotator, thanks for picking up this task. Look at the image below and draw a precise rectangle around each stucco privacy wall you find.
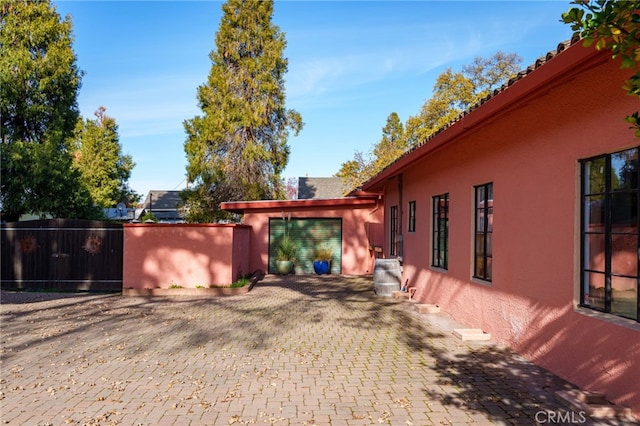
[225,199,384,275]
[373,44,640,415]
[123,224,250,289]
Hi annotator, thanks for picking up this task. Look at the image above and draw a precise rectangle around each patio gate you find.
[1,219,123,292]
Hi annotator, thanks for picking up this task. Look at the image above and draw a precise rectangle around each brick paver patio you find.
[1,275,635,425]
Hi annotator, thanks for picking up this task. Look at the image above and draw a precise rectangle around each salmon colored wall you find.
[240,201,384,275]
[123,224,251,288]
[383,48,640,415]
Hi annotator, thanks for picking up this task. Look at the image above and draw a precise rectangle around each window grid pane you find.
[408,201,416,233]
[432,194,448,269]
[474,183,493,281]
[581,147,639,322]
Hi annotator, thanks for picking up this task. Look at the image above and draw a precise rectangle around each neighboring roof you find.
[221,195,379,214]
[361,36,605,192]
[298,177,348,199]
[143,190,183,211]
[142,190,185,222]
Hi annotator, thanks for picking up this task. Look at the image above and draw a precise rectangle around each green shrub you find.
[141,211,158,223]
[276,236,297,262]
[230,277,249,288]
[313,245,333,262]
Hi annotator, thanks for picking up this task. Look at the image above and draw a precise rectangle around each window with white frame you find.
[581,147,639,322]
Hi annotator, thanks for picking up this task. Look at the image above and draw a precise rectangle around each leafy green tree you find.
[371,112,407,173]
[0,0,99,221]
[183,0,303,222]
[337,113,406,192]
[71,107,140,208]
[462,52,522,100]
[336,152,372,194]
[338,52,521,191]
[405,51,521,145]
[562,0,640,135]
[405,69,476,146]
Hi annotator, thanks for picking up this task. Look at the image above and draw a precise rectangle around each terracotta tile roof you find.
[467,37,578,113]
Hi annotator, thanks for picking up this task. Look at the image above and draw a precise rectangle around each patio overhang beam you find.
[220,195,379,214]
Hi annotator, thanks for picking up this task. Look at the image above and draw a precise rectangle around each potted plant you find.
[275,236,296,275]
[313,245,333,275]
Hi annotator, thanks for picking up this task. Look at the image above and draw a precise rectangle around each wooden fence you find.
[1,219,123,292]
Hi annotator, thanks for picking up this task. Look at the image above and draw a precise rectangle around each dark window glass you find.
[474,183,493,282]
[390,205,398,256]
[432,194,449,269]
[408,201,416,233]
[581,147,639,322]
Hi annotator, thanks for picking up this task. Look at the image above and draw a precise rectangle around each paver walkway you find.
[0,275,636,425]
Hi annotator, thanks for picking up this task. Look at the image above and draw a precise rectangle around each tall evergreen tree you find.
[183,0,303,222]
[0,0,98,221]
[71,107,139,208]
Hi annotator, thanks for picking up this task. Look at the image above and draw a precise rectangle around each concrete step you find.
[556,390,633,419]
[391,291,410,299]
[415,304,441,314]
[452,328,492,341]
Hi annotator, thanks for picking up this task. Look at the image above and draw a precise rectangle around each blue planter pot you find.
[313,260,330,275]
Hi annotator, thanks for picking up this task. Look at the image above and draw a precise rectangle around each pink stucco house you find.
[144,36,640,416]
[359,39,639,416]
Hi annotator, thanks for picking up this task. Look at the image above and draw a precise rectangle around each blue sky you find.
[53,1,575,199]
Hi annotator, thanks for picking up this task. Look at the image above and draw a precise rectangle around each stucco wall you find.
[123,224,251,289]
[382,46,639,414]
[240,202,383,275]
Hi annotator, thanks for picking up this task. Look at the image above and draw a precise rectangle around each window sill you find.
[471,277,492,287]
[574,306,640,332]
[430,266,448,274]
